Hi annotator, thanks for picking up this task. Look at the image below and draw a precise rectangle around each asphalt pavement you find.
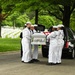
[0,50,75,75]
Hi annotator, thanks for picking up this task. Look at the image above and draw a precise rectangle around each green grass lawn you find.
[0,38,21,52]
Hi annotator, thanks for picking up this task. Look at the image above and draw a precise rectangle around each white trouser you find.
[22,39,32,62]
[48,40,57,63]
[33,45,38,59]
[57,39,64,63]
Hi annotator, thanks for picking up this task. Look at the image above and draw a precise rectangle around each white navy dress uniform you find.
[21,24,32,62]
[47,26,58,64]
[31,25,39,60]
[57,25,64,63]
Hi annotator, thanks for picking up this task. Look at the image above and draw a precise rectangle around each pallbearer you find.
[30,24,40,62]
[47,26,58,65]
[21,22,33,63]
[56,24,64,64]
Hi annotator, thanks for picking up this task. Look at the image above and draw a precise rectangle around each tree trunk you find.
[0,22,1,37]
[35,9,38,24]
[0,8,2,37]
[13,20,15,29]
[63,6,71,27]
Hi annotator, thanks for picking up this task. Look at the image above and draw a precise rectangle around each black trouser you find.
[20,39,23,57]
[21,43,23,57]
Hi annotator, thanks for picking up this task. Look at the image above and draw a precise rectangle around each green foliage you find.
[38,15,55,28]
[0,38,20,52]
[0,0,75,28]
[2,12,29,27]
[2,20,13,26]
[70,11,75,30]
[16,13,29,27]
[31,15,61,28]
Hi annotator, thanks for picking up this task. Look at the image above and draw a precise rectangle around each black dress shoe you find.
[32,59,40,62]
[51,63,56,65]
[56,63,61,65]
[47,63,56,65]
[21,61,24,63]
[28,60,34,63]
[46,63,53,65]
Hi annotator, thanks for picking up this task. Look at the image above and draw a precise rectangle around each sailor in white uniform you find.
[56,24,64,64]
[21,22,33,63]
[47,26,58,65]
[30,25,40,62]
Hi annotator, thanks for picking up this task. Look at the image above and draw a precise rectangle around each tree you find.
[0,0,15,37]
[22,0,75,27]
[0,0,75,37]
[41,0,75,27]
[33,0,75,27]
[0,7,8,37]
[26,0,75,27]
[70,11,75,30]
[2,12,29,27]
[38,15,55,28]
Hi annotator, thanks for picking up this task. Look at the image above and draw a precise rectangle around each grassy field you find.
[0,38,21,52]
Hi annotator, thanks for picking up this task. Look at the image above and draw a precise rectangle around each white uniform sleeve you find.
[59,30,64,39]
[47,32,55,40]
[33,29,36,33]
[57,31,60,36]
[23,29,31,40]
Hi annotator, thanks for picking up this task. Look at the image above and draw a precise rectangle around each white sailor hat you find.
[31,25,34,27]
[33,24,38,27]
[58,24,64,27]
[53,26,57,28]
[31,24,38,27]
[25,21,31,26]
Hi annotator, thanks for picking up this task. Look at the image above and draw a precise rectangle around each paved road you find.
[0,51,75,75]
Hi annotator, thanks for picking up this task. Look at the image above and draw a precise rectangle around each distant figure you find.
[20,32,23,57]
[20,24,26,57]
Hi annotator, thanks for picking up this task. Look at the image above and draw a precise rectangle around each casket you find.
[31,32,46,45]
